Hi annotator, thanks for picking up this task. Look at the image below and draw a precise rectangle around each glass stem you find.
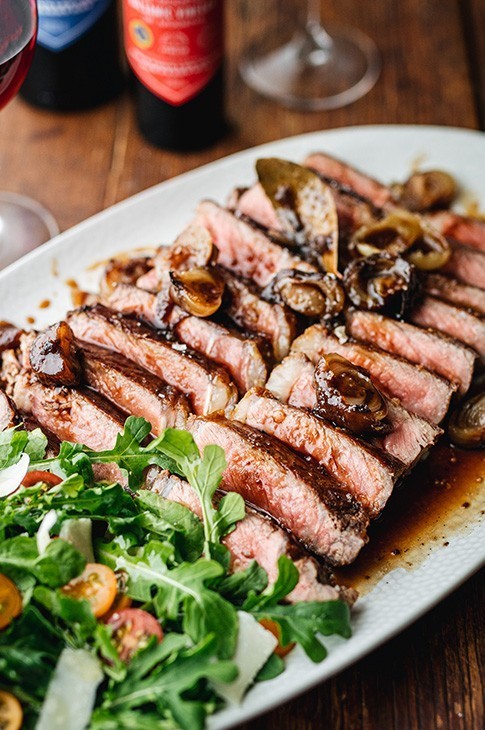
[302,0,333,64]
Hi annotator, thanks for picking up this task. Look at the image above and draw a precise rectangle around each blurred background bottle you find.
[122,0,225,151]
[20,0,124,110]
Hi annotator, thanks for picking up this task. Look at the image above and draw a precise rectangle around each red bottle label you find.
[123,0,223,106]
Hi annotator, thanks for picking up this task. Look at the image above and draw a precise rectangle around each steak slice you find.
[0,389,17,430]
[79,342,189,435]
[222,269,297,361]
[266,353,441,469]
[292,324,455,423]
[12,371,124,450]
[424,273,485,314]
[189,414,369,565]
[103,283,268,393]
[410,296,485,362]
[148,469,356,604]
[442,242,485,289]
[192,200,314,287]
[235,183,280,230]
[426,210,485,252]
[67,305,238,415]
[346,310,476,394]
[233,388,402,517]
[304,152,393,209]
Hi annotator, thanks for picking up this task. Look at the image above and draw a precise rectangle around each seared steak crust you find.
[424,273,485,314]
[103,283,268,392]
[67,305,238,415]
[189,414,368,565]
[292,324,455,423]
[193,200,314,287]
[233,387,402,516]
[410,296,485,363]
[13,371,124,450]
[442,243,485,289]
[346,310,476,394]
[266,353,441,468]
[79,342,189,434]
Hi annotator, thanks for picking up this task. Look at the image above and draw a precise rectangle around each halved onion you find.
[169,267,224,317]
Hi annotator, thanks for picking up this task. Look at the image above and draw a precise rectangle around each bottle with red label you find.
[122,0,225,151]
[20,0,124,110]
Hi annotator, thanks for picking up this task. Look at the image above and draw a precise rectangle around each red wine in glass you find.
[0,0,59,269]
[0,0,37,110]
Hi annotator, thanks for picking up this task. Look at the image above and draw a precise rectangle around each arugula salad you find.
[0,417,351,730]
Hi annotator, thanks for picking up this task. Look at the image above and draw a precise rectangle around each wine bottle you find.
[122,0,225,151]
[20,0,124,110]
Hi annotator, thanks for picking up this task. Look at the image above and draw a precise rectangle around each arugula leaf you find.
[215,560,268,603]
[95,634,237,730]
[99,538,238,659]
[0,427,28,469]
[255,652,285,682]
[23,428,48,462]
[135,490,204,562]
[155,430,245,559]
[243,555,299,610]
[0,536,85,588]
[33,586,97,645]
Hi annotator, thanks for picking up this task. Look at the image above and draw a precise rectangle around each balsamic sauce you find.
[336,438,484,594]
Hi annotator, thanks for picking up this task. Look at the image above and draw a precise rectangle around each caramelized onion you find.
[0,321,22,353]
[169,267,224,318]
[393,170,457,211]
[343,253,418,318]
[353,210,450,270]
[263,270,345,319]
[159,225,218,272]
[448,392,485,449]
[314,353,389,436]
[29,321,81,387]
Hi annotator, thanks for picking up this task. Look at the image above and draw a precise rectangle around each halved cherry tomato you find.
[0,574,22,630]
[61,563,117,618]
[259,618,295,658]
[106,608,163,662]
[21,470,62,488]
[0,690,22,730]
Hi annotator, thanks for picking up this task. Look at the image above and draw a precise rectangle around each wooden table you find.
[0,1,483,728]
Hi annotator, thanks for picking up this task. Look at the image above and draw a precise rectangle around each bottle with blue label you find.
[21,0,124,110]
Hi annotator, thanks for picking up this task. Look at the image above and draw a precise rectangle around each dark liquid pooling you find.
[336,438,484,594]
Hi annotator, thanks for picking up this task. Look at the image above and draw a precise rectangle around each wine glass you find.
[0,0,59,269]
[239,0,381,110]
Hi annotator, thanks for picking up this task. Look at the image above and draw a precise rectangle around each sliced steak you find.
[192,200,315,287]
[424,273,485,314]
[13,371,124,450]
[410,296,485,362]
[148,469,355,604]
[346,309,476,395]
[103,283,267,392]
[79,342,189,435]
[0,389,17,430]
[222,269,296,361]
[67,305,238,415]
[233,388,402,516]
[426,210,485,252]
[235,183,280,230]
[188,414,368,565]
[442,242,485,289]
[292,324,455,423]
[266,353,441,469]
[304,152,393,209]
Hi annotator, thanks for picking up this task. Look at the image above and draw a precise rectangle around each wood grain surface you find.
[0,1,483,728]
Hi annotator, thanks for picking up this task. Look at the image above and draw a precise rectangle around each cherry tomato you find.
[61,563,117,618]
[21,470,62,488]
[0,690,22,730]
[106,608,163,662]
[0,574,22,630]
[259,618,295,658]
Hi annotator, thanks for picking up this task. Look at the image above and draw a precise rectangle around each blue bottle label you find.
[37,0,111,52]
